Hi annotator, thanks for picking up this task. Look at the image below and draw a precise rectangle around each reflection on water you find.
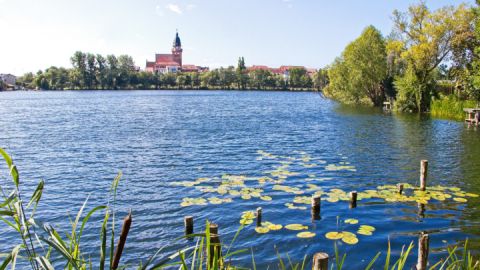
[0,90,479,268]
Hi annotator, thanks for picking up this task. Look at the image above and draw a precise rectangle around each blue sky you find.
[0,0,474,75]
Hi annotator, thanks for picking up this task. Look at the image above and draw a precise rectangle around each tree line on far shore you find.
[15,53,325,91]
[324,1,480,113]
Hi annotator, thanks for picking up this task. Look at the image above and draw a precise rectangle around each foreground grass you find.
[0,147,479,269]
[430,95,478,121]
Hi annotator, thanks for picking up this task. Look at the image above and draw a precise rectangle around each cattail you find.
[112,210,132,270]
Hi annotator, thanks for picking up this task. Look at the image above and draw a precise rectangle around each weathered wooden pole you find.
[416,232,429,270]
[256,207,262,227]
[420,160,428,191]
[208,223,222,267]
[312,252,329,270]
[397,184,404,195]
[112,211,132,270]
[349,191,357,208]
[184,216,193,236]
[311,195,321,220]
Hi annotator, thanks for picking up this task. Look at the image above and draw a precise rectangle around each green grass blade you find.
[365,252,381,270]
[300,255,307,270]
[0,217,19,232]
[99,210,109,270]
[0,253,12,270]
[251,248,256,270]
[275,247,285,270]
[0,148,13,168]
[78,205,107,243]
[27,180,44,209]
[383,241,391,270]
[72,196,90,245]
[35,256,55,270]
[224,224,245,257]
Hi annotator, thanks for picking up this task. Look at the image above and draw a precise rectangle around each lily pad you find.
[260,195,272,201]
[255,227,270,234]
[268,224,283,230]
[359,225,375,232]
[344,218,359,224]
[342,235,359,245]
[297,231,316,238]
[357,230,373,236]
[325,232,344,240]
[285,224,308,231]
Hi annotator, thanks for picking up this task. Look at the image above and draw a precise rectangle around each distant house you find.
[0,74,16,86]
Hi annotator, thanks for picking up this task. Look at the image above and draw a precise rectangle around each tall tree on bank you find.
[324,26,387,106]
[392,2,475,112]
[471,0,480,105]
[236,57,248,89]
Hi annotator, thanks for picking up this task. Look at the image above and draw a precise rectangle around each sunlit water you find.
[0,90,479,269]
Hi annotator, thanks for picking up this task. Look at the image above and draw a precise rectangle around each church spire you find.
[173,30,181,48]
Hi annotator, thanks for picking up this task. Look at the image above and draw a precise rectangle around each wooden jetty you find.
[464,108,480,126]
[383,101,392,112]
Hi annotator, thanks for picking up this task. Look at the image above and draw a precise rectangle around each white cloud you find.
[166,4,182,15]
[186,4,196,11]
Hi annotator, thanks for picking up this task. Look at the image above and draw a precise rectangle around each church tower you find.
[172,31,183,67]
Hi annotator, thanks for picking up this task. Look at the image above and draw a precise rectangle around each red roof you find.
[146,61,155,68]
[247,65,271,71]
[279,66,305,72]
[155,54,174,63]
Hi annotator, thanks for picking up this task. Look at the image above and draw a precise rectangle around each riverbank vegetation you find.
[15,53,318,91]
[324,1,480,116]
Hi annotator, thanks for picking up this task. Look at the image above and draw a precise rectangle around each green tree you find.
[236,57,248,89]
[325,26,387,106]
[106,55,119,89]
[96,54,108,89]
[70,51,87,89]
[470,0,480,104]
[313,69,329,91]
[392,2,474,112]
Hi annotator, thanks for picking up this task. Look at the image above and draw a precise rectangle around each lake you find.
[0,90,479,269]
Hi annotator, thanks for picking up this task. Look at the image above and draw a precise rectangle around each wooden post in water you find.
[349,191,357,208]
[416,232,429,270]
[420,160,428,191]
[311,195,321,220]
[312,252,329,270]
[112,211,132,270]
[256,207,262,227]
[184,216,193,236]
[397,184,404,195]
[209,223,222,267]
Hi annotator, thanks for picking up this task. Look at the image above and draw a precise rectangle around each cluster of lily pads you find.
[323,218,376,245]
[240,212,374,244]
[239,211,316,239]
[172,150,479,245]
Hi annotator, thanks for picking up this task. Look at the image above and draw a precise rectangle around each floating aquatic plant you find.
[344,218,359,225]
[285,224,308,231]
[296,231,316,238]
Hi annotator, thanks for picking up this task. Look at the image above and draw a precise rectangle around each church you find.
[145,31,207,74]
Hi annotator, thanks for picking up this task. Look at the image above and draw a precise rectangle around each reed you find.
[430,95,477,121]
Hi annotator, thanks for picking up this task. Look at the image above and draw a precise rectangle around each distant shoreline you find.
[1,87,322,93]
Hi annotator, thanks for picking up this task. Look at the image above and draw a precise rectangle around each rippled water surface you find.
[0,90,479,268]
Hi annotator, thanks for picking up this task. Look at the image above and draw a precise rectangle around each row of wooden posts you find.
[183,160,431,270]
